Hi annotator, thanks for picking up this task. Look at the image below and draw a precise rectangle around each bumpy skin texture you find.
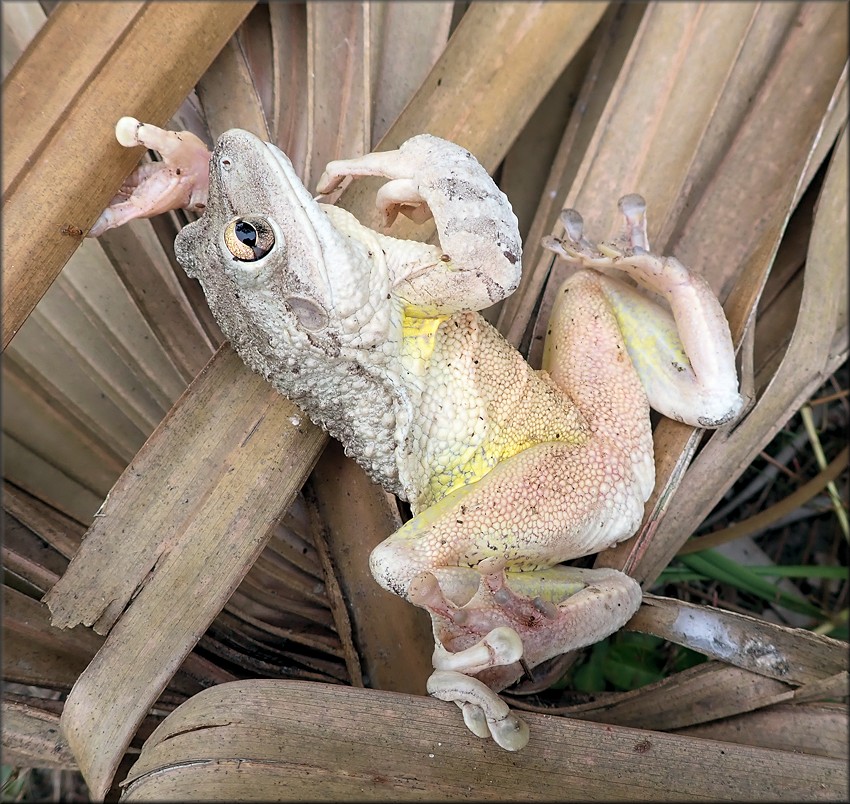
[98,123,743,751]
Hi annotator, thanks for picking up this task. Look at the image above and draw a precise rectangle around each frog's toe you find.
[91,118,212,236]
[115,116,144,147]
[618,192,647,221]
[617,193,650,251]
[560,208,586,243]
[541,234,581,262]
[457,699,490,738]
[89,202,134,237]
[315,169,345,196]
[543,210,602,263]
[432,626,523,675]
[427,670,530,751]
[488,706,530,751]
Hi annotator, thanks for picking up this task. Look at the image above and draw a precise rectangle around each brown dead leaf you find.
[268,2,309,173]
[337,0,609,241]
[119,680,847,801]
[627,595,849,686]
[2,699,79,771]
[97,220,217,382]
[675,702,847,760]
[368,2,454,145]
[306,440,433,695]
[499,1,647,342]
[302,2,371,188]
[197,22,271,142]
[44,347,326,796]
[518,661,793,731]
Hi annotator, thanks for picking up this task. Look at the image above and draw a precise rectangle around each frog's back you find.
[402,312,588,512]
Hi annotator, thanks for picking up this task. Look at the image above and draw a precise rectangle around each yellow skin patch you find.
[423,392,589,506]
[605,281,693,381]
[400,310,449,375]
[405,310,591,512]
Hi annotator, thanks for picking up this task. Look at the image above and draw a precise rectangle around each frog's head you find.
[175,129,392,359]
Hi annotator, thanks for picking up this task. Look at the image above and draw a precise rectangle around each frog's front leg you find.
[89,117,211,237]
[316,135,522,315]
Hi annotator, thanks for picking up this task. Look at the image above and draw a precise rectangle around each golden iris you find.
[224,216,275,261]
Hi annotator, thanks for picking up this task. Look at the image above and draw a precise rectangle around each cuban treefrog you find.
[94,118,742,751]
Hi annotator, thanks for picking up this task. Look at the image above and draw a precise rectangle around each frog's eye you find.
[224,216,275,262]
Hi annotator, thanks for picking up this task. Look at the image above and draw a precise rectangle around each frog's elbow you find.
[697,392,744,428]
[689,390,744,428]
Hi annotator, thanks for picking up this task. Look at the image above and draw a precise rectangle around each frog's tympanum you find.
[95,118,742,750]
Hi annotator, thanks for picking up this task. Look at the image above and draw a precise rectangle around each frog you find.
[94,118,743,751]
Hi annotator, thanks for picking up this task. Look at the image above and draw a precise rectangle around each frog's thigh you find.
[543,269,655,497]
[369,439,646,597]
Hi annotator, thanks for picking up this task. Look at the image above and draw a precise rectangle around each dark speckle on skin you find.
[435,176,489,202]
[698,408,736,427]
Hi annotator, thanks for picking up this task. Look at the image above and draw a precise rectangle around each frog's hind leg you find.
[368,433,647,748]
[543,195,743,427]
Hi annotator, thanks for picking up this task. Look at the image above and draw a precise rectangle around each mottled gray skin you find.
[174,131,523,506]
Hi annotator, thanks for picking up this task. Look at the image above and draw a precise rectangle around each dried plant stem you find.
[800,405,849,541]
[678,447,849,555]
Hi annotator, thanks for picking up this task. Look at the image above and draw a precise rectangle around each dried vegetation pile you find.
[2,2,847,800]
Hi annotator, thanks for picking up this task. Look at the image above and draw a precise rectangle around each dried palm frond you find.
[3,2,847,800]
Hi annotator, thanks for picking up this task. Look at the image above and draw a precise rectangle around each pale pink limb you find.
[89,117,212,237]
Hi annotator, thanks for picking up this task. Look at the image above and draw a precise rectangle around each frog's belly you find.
[400,311,589,513]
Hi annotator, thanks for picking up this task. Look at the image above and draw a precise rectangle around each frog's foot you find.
[89,117,211,237]
[544,195,728,318]
[409,563,642,688]
[408,563,642,750]
[542,195,670,290]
